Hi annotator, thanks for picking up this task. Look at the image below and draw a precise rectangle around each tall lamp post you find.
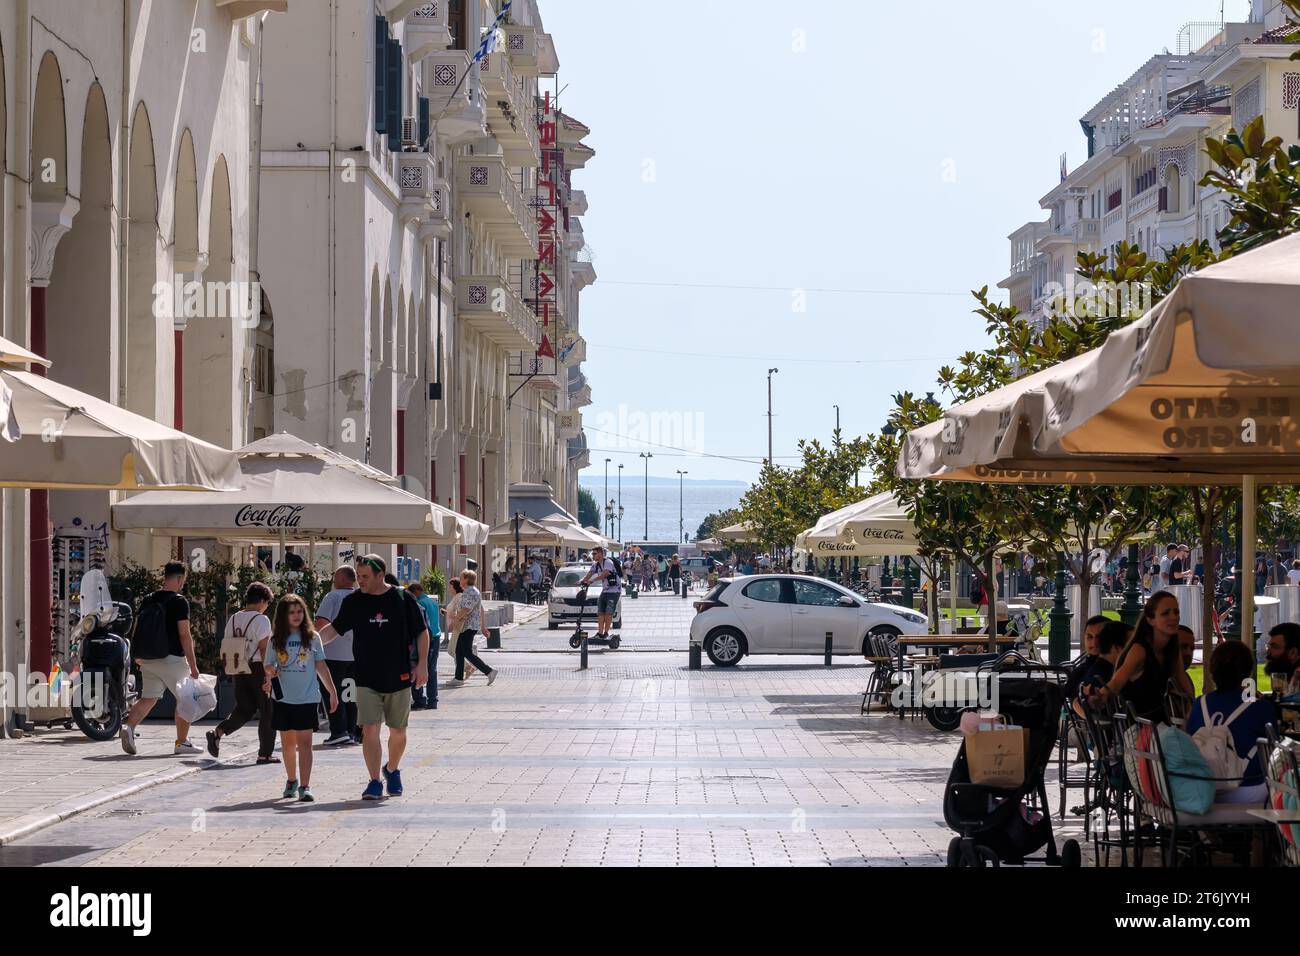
[677,470,689,543]
[767,368,779,465]
[605,499,615,539]
[603,457,610,533]
[617,463,624,542]
[639,451,653,540]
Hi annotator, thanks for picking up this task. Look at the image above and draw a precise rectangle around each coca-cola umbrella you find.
[112,438,486,547]
[794,492,919,558]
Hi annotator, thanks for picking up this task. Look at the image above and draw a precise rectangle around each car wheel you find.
[868,624,902,639]
[926,707,964,733]
[704,628,745,667]
[547,622,559,630]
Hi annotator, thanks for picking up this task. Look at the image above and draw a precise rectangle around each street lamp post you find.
[603,458,610,535]
[767,368,779,466]
[677,470,689,543]
[639,452,653,540]
[617,464,623,541]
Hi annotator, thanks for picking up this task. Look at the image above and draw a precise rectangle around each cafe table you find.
[891,635,1021,720]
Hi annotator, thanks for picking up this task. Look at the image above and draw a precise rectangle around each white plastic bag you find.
[175,673,218,724]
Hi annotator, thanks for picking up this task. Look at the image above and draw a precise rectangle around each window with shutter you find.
[374,16,388,135]
[419,96,430,152]
[386,38,403,151]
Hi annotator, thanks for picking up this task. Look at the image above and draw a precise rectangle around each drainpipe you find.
[327,0,337,446]
[246,12,267,445]
[117,0,129,408]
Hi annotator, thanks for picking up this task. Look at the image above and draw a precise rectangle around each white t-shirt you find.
[224,609,271,665]
[1287,568,1300,586]
[1159,555,1172,585]
[316,587,356,661]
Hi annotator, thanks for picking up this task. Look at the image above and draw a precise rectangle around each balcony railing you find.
[456,274,539,352]
[1127,187,1160,219]
[479,51,540,166]
[405,1,452,56]
[1071,218,1100,245]
[506,25,540,75]
[396,153,449,228]
[456,155,538,257]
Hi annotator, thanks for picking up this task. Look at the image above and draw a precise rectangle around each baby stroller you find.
[944,655,1082,867]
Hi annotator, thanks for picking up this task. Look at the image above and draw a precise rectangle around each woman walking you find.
[446,570,496,686]
[262,594,337,802]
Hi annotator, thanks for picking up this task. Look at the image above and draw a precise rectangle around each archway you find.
[46,83,115,558]
[1163,163,1182,215]
[184,154,238,448]
[125,103,161,420]
[172,130,199,432]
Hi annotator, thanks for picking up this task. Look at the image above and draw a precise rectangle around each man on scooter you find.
[580,546,621,642]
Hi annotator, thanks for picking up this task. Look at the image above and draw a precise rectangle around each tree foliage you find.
[577,487,600,529]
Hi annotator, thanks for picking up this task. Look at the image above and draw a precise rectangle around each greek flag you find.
[472,1,513,63]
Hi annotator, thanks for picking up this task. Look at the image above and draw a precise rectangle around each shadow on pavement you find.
[0,844,101,867]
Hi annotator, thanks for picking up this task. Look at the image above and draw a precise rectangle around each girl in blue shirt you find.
[262,594,336,802]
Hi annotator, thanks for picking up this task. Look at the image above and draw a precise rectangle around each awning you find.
[113,438,484,545]
[0,370,242,491]
[794,492,920,557]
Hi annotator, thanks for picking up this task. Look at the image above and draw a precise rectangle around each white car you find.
[688,575,928,666]
[547,565,623,631]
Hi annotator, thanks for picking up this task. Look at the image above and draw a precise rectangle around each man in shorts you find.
[580,546,621,642]
[316,554,429,800]
[120,562,202,756]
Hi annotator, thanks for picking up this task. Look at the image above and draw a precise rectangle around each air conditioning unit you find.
[401,115,420,148]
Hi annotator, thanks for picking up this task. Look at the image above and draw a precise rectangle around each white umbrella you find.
[898,231,1300,642]
[540,517,603,548]
[112,439,483,545]
[794,491,920,557]
[0,369,241,491]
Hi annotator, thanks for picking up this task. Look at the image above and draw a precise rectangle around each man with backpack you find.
[120,562,202,756]
[580,546,622,642]
[207,582,276,762]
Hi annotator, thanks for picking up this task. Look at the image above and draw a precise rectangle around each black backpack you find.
[609,557,623,581]
[131,593,172,660]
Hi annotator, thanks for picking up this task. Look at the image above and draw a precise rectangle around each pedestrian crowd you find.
[118,556,495,804]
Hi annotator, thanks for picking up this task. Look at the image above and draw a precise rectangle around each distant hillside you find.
[582,476,749,489]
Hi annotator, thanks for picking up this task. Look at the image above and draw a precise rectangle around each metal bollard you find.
[486,627,501,649]
[682,578,689,600]
[580,634,588,671]
[824,632,833,667]
[689,642,702,670]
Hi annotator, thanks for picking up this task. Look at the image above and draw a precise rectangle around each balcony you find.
[396,153,449,235]
[559,333,586,366]
[456,275,539,352]
[1070,218,1100,247]
[569,189,588,217]
[456,155,538,257]
[478,51,539,166]
[426,51,485,142]
[508,352,563,391]
[1038,221,1074,250]
[506,25,540,75]
[568,369,592,407]
[1127,187,1160,220]
[405,1,452,58]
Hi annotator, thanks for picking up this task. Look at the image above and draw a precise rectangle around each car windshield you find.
[553,570,584,588]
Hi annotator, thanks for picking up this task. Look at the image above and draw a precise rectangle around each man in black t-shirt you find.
[317,554,429,801]
[120,562,202,757]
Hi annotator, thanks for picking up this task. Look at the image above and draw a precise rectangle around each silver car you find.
[547,565,623,631]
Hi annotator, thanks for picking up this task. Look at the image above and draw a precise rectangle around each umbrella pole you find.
[1241,475,1256,646]
[949,559,958,625]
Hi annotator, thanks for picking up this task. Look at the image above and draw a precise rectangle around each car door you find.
[730,578,792,652]
[790,579,861,653]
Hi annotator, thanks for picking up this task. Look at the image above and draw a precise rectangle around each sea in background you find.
[579,479,747,544]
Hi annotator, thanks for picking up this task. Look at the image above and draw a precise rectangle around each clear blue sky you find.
[544,0,1237,482]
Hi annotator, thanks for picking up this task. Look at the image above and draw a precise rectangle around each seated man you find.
[1071,619,1126,720]
[1266,622,1300,699]
[1064,616,1109,705]
[1185,640,1275,805]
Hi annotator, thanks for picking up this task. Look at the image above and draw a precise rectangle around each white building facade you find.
[0,0,279,734]
[1000,1,1299,324]
[258,0,595,575]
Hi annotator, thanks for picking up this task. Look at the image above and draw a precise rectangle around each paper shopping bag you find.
[966,725,1029,789]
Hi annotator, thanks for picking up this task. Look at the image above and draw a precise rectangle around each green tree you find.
[577,487,600,529]
[738,431,871,552]
[696,507,741,542]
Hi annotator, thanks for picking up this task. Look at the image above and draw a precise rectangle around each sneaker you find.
[174,739,202,755]
[282,779,299,799]
[297,786,315,803]
[486,670,498,686]
[324,733,352,746]
[447,678,466,687]
[381,764,403,797]
[205,731,220,758]
[361,779,384,801]
[119,725,138,756]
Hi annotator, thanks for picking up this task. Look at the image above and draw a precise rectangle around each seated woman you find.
[1184,639,1274,805]
[1087,590,1194,722]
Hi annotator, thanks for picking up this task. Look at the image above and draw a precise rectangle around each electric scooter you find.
[568,585,621,650]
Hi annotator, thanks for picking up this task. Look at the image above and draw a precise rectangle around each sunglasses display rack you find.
[51,531,108,661]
